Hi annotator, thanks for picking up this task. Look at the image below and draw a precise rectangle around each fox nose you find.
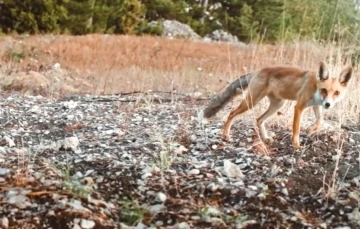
[324,102,331,108]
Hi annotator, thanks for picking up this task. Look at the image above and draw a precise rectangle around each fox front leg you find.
[292,103,306,149]
[307,105,323,135]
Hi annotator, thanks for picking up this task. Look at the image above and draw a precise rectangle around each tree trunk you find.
[200,0,209,24]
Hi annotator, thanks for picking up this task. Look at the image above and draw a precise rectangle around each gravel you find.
[0,92,360,228]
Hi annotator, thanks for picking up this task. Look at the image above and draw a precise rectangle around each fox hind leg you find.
[222,91,265,141]
[256,97,285,144]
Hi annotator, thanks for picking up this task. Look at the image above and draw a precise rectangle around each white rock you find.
[155,192,167,203]
[187,169,200,175]
[0,147,6,154]
[136,222,147,229]
[72,171,83,179]
[29,105,41,114]
[67,199,91,212]
[63,100,77,109]
[149,204,165,214]
[0,168,9,176]
[141,172,152,179]
[205,206,220,216]
[281,187,289,196]
[207,183,219,192]
[7,194,30,209]
[177,222,190,229]
[175,145,188,154]
[193,92,202,98]
[53,63,61,71]
[0,216,9,228]
[2,136,15,147]
[155,221,163,226]
[72,223,81,229]
[223,160,244,179]
[347,207,360,225]
[80,218,95,229]
[57,136,79,151]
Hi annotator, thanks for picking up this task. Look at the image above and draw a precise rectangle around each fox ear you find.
[318,61,329,81]
[339,65,353,85]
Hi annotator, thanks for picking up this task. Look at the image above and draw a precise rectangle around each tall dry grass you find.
[0,34,336,94]
[0,34,359,127]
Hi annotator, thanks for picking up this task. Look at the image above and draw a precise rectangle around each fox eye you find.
[334,91,340,95]
[320,88,327,94]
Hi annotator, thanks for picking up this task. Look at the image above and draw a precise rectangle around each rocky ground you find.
[0,92,360,229]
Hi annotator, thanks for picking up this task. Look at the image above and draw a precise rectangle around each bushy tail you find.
[204,73,251,118]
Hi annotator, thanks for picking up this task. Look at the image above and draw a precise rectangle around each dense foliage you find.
[1,0,360,43]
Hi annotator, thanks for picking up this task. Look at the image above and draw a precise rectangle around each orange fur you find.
[204,62,353,149]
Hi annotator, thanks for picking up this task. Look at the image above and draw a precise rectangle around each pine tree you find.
[0,0,67,34]
[63,0,93,35]
[105,0,145,34]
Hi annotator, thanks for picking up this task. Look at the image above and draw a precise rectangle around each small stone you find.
[1,136,15,147]
[284,157,296,166]
[233,181,244,186]
[177,222,190,229]
[29,105,41,114]
[223,160,244,179]
[0,216,9,228]
[72,223,82,229]
[155,192,167,203]
[0,168,9,176]
[207,183,219,192]
[57,136,79,151]
[149,204,165,214]
[7,194,30,209]
[0,147,6,154]
[141,173,152,179]
[80,219,95,229]
[53,63,61,71]
[63,100,77,109]
[191,216,201,220]
[187,169,200,175]
[239,142,246,147]
[347,207,360,225]
[72,171,83,179]
[281,188,289,196]
[135,222,147,229]
[205,206,220,216]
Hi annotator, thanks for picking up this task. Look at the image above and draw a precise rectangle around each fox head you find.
[317,61,353,109]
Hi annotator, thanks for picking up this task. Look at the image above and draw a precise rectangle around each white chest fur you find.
[306,90,323,107]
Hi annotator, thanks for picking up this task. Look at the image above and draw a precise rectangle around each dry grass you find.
[0,34,338,94]
[0,34,359,127]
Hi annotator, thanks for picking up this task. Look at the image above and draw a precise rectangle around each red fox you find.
[203,62,353,149]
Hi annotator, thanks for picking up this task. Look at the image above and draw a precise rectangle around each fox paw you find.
[293,145,304,150]
[221,134,232,142]
[269,131,276,138]
[262,136,274,144]
[307,126,319,135]
[292,139,303,150]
